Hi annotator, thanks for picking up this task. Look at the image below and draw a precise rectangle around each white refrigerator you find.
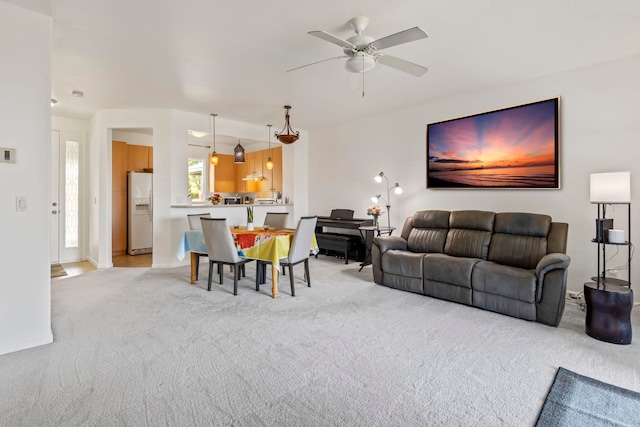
[127,171,153,255]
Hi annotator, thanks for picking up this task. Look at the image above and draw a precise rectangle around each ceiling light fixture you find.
[266,124,274,170]
[189,130,207,138]
[275,105,299,144]
[210,113,219,166]
[72,90,84,98]
[51,99,57,107]
[234,140,245,164]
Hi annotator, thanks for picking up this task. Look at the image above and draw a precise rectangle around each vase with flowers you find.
[367,205,383,229]
[208,193,222,205]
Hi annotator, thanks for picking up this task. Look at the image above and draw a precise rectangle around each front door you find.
[50,131,60,263]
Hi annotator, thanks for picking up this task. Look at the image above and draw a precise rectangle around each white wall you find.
[308,54,640,297]
[0,2,52,355]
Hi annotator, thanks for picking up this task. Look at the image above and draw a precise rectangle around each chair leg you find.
[195,254,200,279]
[233,264,239,295]
[219,263,224,285]
[255,261,261,291]
[304,259,311,287]
[207,260,214,291]
[288,264,295,296]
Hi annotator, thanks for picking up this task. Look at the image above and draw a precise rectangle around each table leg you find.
[272,265,278,299]
[190,252,197,284]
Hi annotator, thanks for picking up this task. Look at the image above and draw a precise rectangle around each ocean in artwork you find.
[429,165,556,188]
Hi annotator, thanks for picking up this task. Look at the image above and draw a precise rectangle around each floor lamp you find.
[371,171,402,229]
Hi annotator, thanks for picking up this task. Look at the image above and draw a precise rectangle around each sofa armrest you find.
[374,236,408,254]
[535,253,571,302]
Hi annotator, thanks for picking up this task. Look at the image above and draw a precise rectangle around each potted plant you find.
[246,206,254,231]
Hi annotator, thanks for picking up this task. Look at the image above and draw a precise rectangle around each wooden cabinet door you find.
[127,144,149,172]
[112,191,127,254]
[214,154,235,193]
[112,141,128,192]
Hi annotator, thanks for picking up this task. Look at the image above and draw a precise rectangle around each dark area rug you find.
[50,263,67,278]
[536,367,640,426]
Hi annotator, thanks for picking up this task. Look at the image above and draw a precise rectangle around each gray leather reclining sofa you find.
[371,210,570,326]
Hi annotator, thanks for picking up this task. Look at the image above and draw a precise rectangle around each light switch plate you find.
[1,147,16,163]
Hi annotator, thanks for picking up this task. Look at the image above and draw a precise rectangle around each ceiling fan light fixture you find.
[275,105,299,144]
[345,55,376,73]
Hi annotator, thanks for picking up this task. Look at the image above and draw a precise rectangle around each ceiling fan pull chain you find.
[362,55,365,97]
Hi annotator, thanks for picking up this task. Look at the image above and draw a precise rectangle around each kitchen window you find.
[188,158,207,201]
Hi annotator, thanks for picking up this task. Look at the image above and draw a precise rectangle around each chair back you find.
[187,213,211,230]
[330,209,354,220]
[264,212,289,228]
[200,218,241,263]
[287,216,318,264]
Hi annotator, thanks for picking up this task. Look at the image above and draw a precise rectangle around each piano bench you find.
[315,233,361,264]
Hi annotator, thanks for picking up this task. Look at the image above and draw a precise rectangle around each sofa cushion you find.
[423,253,479,288]
[406,210,450,253]
[472,261,537,303]
[444,210,495,259]
[488,213,551,269]
[382,250,424,279]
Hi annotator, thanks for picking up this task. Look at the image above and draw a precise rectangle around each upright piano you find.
[315,210,372,264]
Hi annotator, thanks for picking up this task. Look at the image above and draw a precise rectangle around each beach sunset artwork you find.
[427,98,559,189]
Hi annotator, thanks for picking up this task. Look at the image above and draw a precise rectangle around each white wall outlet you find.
[16,196,27,212]
[609,270,618,277]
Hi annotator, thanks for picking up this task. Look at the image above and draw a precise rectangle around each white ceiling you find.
[48,0,640,129]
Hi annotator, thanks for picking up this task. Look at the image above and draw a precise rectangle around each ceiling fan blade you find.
[369,27,428,51]
[376,55,428,77]
[308,31,356,50]
[287,56,346,73]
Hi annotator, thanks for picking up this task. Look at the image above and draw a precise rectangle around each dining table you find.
[177,226,318,298]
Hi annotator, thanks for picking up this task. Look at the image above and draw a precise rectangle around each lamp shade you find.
[590,171,631,203]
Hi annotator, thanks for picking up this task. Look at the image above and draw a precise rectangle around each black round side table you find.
[584,282,633,345]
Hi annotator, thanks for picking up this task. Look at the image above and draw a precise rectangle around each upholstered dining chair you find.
[187,213,211,280]
[255,216,318,297]
[263,212,289,229]
[200,217,253,295]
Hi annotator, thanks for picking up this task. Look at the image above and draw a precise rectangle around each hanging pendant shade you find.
[234,140,245,164]
[210,113,219,166]
[266,124,274,170]
[275,105,299,144]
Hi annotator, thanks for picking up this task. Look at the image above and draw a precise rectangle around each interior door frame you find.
[51,129,86,263]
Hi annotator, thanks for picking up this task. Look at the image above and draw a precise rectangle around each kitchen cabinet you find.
[212,147,282,194]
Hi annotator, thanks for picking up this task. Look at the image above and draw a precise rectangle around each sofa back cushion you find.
[488,213,551,269]
[444,211,495,259]
[406,210,450,253]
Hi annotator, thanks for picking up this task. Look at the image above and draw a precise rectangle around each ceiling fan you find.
[288,16,429,77]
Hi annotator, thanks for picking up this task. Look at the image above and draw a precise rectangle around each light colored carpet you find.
[1,258,639,426]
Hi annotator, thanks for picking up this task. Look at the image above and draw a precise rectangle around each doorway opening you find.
[111,128,154,268]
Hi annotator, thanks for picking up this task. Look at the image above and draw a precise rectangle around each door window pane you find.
[65,139,79,248]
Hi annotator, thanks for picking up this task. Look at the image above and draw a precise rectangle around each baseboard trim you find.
[0,329,53,356]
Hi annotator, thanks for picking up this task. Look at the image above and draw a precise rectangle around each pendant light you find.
[234,139,245,164]
[209,113,219,166]
[266,124,274,170]
[275,105,299,144]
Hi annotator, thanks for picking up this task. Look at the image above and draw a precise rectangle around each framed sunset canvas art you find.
[427,98,560,189]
